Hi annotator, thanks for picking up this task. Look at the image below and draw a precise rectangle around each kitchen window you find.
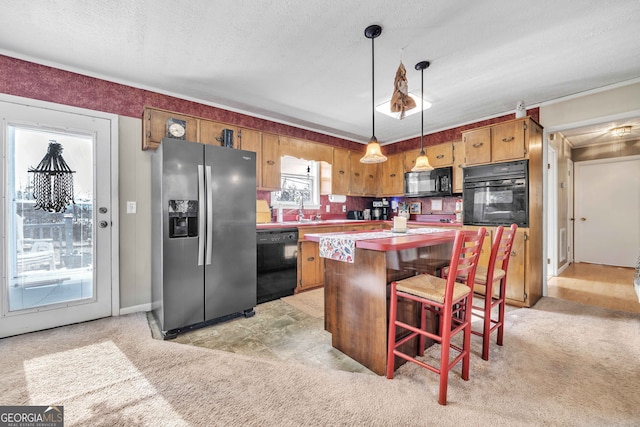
[271,156,320,209]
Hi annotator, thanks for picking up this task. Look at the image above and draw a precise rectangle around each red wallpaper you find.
[0,54,538,155]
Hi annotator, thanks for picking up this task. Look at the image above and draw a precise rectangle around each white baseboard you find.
[119,303,152,316]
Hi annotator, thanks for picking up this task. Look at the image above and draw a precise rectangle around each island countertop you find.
[303,228,458,252]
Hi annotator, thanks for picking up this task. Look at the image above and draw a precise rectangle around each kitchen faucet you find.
[298,197,304,221]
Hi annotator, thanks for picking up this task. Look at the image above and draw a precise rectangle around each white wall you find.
[118,116,152,313]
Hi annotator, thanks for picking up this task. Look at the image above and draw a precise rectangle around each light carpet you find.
[1,297,639,426]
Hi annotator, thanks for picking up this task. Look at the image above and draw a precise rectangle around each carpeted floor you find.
[1,297,639,426]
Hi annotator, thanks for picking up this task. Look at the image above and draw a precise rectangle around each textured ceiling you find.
[1,0,639,147]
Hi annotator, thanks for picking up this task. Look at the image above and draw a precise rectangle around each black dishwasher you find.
[256,228,298,304]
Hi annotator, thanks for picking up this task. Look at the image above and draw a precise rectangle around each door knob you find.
[580,217,587,221]
[99,220,109,228]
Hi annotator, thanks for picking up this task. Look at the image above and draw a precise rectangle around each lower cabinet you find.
[295,223,384,293]
[464,226,534,307]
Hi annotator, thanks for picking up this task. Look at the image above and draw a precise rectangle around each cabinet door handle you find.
[307,256,315,262]
[502,136,515,142]
[266,160,275,165]
[390,173,396,178]
[354,172,360,177]
[511,250,517,257]
[472,142,484,148]
[339,170,345,175]
[436,154,444,159]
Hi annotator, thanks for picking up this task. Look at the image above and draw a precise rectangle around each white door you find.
[574,156,640,267]
[566,159,574,265]
[0,97,116,338]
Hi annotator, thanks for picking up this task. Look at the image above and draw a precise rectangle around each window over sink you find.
[271,156,320,209]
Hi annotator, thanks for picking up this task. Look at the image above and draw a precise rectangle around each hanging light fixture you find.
[411,60,434,172]
[28,140,76,212]
[360,24,387,164]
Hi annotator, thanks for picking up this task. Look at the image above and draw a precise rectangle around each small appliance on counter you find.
[372,199,390,220]
[347,210,363,220]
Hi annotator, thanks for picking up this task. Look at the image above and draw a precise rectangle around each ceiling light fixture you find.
[360,24,387,164]
[610,125,632,137]
[411,60,434,172]
[376,94,432,119]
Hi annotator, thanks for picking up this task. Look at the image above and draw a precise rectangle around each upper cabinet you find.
[142,107,198,150]
[240,130,280,191]
[426,142,454,167]
[462,127,491,165]
[331,148,350,195]
[462,117,541,166]
[452,140,465,193]
[491,120,527,162]
[201,121,237,146]
[403,148,422,172]
[379,152,404,196]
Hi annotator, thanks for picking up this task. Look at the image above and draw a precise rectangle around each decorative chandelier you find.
[28,140,76,212]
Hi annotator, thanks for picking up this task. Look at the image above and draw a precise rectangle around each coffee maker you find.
[372,199,390,220]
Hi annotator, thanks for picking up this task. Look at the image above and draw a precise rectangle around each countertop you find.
[256,219,462,230]
[303,227,459,252]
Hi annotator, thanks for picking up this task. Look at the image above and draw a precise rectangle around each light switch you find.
[342,205,346,212]
[127,201,137,214]
[326,205,330,212]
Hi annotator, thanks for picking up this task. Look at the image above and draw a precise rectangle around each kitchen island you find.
[304,228,457,375]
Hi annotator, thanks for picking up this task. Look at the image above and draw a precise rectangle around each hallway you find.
[547,262,639,314]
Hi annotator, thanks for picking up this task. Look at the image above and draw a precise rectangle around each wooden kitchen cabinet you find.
[238,129,280,190]
[426,142,454,167]
[331,148,350,195]
[452,140,465,193]
[462,117,541,166]
[296,225,344,292]
[200,120,237,146]
[403,148,422,172]
[142,107,199,150]
[464,225,531,307]
[462,127,491,165]
[261,133,281,190]
[491,119,527,162]
[349,151,366,195]
[379,152,405,196]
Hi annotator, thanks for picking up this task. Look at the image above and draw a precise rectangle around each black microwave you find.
[404,167,453,198]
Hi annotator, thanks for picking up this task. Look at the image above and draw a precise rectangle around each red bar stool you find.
[470,224,518,360]
[386,228,485,405]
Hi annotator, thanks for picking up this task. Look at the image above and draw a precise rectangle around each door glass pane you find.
[7,126,94,312]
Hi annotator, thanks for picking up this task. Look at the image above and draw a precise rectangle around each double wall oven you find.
[463,160,529,227]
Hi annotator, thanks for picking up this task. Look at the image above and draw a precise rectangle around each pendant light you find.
[411,60,434,172]
[360,24,387,164]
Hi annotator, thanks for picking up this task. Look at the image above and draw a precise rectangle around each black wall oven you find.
[462,160,528,227]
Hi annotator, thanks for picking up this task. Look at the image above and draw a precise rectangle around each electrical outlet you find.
[326,205,330,212]
[342,205,346,212]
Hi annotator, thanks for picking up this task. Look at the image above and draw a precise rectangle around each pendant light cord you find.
[420,66,424,153]
[371,34,375,139]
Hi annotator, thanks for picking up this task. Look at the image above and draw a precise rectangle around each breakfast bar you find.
[304,228,457,375]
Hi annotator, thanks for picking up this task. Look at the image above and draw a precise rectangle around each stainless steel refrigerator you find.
[151,138,256,339]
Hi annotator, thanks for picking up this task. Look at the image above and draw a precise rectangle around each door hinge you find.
[237,130,242,139]
[523,122,528,131]
[524,292,528,301]
[547,163,551,169]
[523,232,528,241]
[547,258,551,264]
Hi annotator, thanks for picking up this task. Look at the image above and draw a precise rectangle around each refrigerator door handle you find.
[205,165,213,265]
[197,165,206,266]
